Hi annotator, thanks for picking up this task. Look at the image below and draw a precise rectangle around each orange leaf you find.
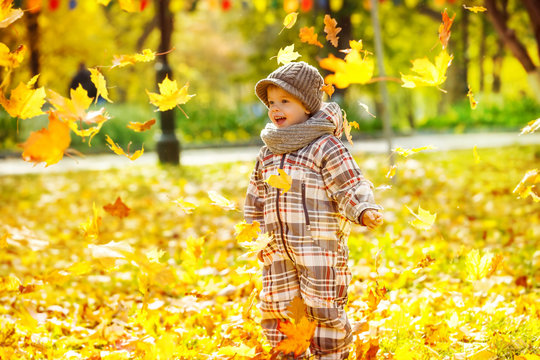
[320,83,335,97]
[127,118,156,132]
[355,336,379,360]
[299,26,323,48]
[439,9,456,50]
[323,14,341,47]
[363,283,387,315]
[103,197,131,218]
[274,318,316,358]
[21,111,71,167]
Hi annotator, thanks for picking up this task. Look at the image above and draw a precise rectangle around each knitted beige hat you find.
[255,61,324,115]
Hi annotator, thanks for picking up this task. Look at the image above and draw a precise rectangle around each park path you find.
[1,131,539,176]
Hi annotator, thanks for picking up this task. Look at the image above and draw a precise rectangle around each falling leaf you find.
[0,75,46,119]
[513,169,540,201]
[208,191,236,210]
[80,202,102,240]
[463,5,487,13]
[467,85,478,109]
[401,50,453,90]
[275,44,301,65]
[0,43,25,69]
[105,135,144,161]
[386,165,397,179]
[406,205,436,230]
[21,111,71,167]
[359,102,376,118]
[439,9,456,50]
[519,118,540,135]
[172,197,197,214]
[89,68,113,103]
[146,75,195,112]
[103,197,131,218]
[320,41,375,88]
[393,145,436,157]
[0,0,23,28]
[321,83,335,97]
[343,116,359,146]
[265,169,292,193]
[274,317,316,358]
[112,49,156,68]
[299,26,323,48]
[234,220,260,243]
[473,145,481,164]
[324,14,341,47]
[127,119,156,132]
[279,12,298,34]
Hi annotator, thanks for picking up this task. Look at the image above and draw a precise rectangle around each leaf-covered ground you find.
[0,145,539,359]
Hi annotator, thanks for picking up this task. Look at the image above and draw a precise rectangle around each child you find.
[244,61,383,360]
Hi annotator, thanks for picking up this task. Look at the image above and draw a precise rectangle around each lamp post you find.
[155,0,180,164]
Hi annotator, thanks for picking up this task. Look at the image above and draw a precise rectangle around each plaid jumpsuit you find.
[244,105,382,359]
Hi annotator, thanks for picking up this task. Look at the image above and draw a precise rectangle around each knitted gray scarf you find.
[261,102,341,155]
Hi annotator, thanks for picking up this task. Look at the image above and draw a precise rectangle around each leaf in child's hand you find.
[463,5,487,13]
[299,26,323,48]
[401,50,453,90]
[21,111,70,167]
[89,68,113,103]
[208,191,236,210]
[234,220,260,243]
[0,75,46,119]
[279,12,298,34]
[438,9,455,50]
[172,197,197,213]
[103,197,131,218]
[274,317,316,358]
[321,83,335,97]
[146,75,195,112]
[275,44,301,65]
[127,119,156,132]
[105,135,144,161]
[406,205,436,231]
[467,85,477,109]
[112,48,155,67]
[0,1,23,28]
[520,118,539,135]
[393,145,435,157]
[324,14,341,47]
[513,169,540,201]
[265,169,292,193]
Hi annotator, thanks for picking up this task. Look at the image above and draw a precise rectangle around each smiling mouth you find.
[274,115,286,125]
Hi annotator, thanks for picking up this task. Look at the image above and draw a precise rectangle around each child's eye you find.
[282,99,288,103]
[268,101,274,105]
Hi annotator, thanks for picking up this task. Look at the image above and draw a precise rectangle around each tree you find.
[484,0,540,101]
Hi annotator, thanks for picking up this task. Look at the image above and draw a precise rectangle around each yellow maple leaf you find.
[172,197,197,214]
[463,5,487,13]
[393,145,435,157]
[406,205,436,230]
[299,26,323,48]
[234,220,260,243]
[401,50,453,90]
[275,44,301,65]
[112,48,155,68]
[207,190,236,210]
[513,169,540,202]
[0,0,23,28]
[146,75,195,112]
[274,317,317,358]
[0,43,25,69]
[279,12,298,34]
[520,118,540,135]
[89,68,113,103]
[21,111,71,167]
[0,75,46,119]
[319,41,374,88]
[265,169,292,193]
[105,135,144,161]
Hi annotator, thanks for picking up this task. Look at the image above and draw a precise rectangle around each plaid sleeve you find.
[244,155,266,231]
[320,137,382,224]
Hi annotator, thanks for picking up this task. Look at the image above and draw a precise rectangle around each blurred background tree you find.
[1,0,538,153]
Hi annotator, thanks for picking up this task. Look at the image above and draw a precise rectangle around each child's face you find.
[267,86,309,128]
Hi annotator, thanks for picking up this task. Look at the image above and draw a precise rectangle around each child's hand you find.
[361,210,383,230]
